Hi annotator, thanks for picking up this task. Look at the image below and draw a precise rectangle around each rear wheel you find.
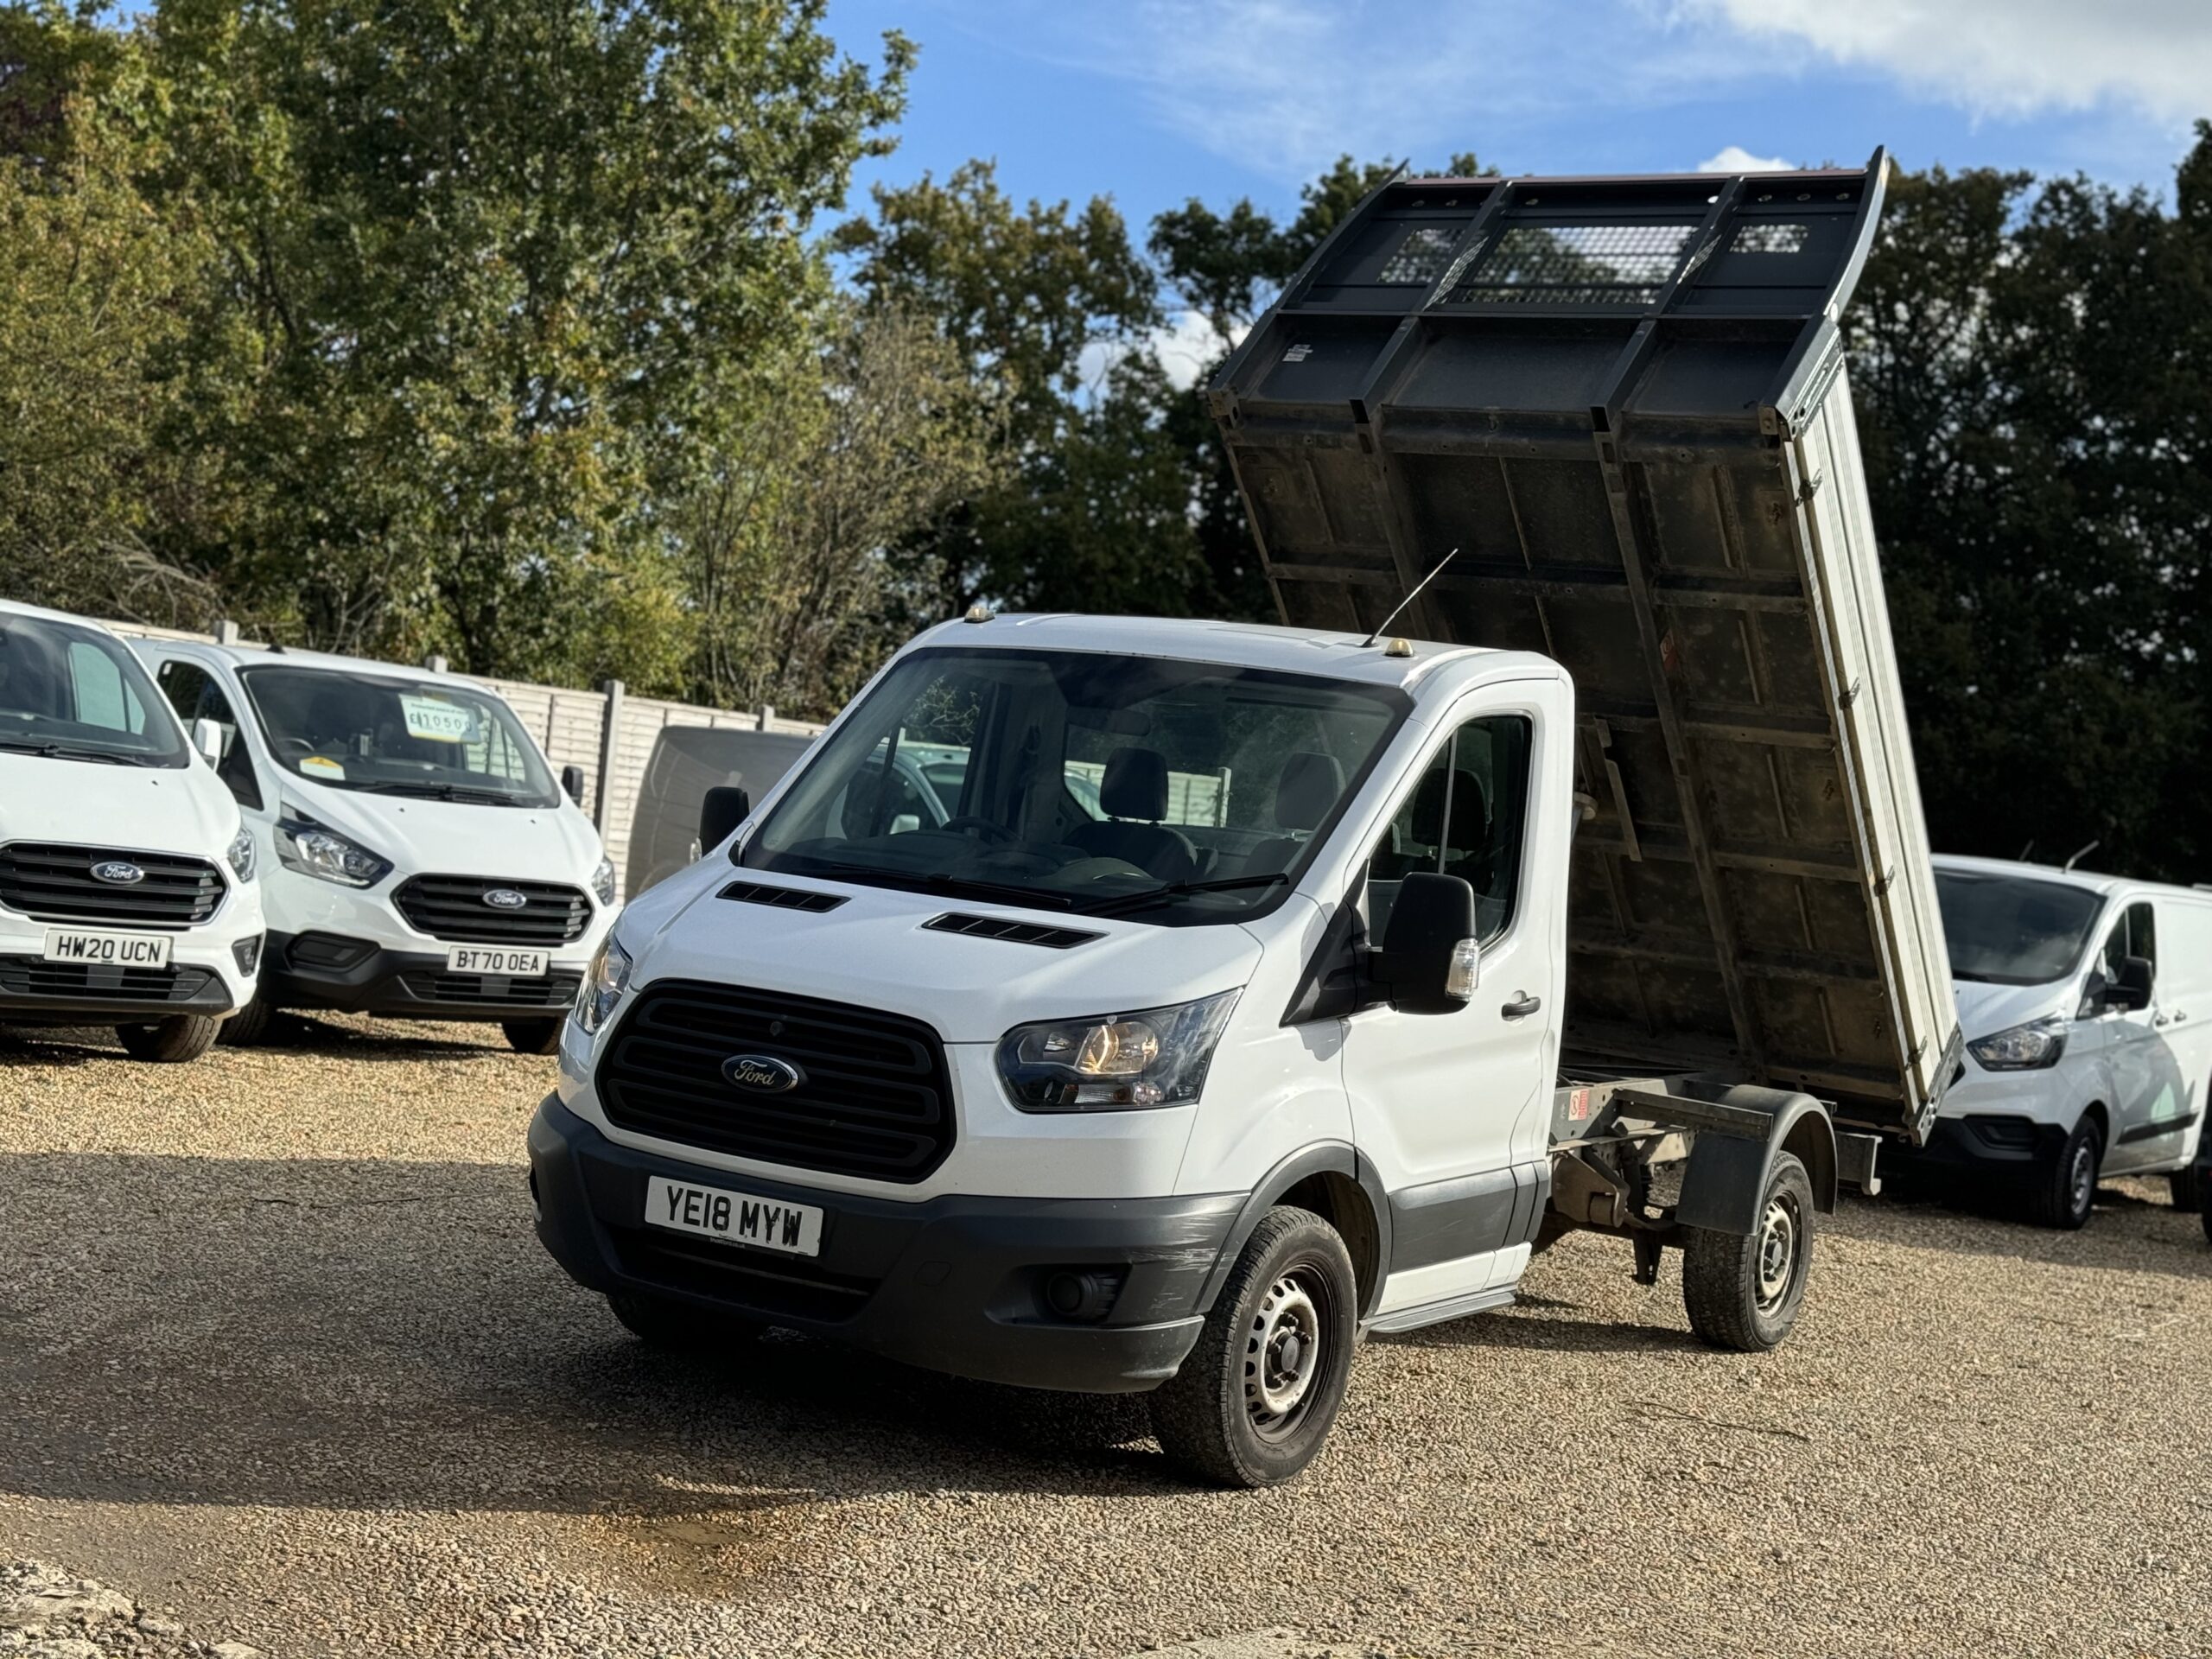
[2171,1165,2202,1213]
[605,1290,763,1352]
[1147,1206,1357,1489]
[1681,1152,1813,1351]
[2028,1117,2101,1230]
[219,994,276,1047]
[502,1017,563,1055]
[114,1014,221,1064]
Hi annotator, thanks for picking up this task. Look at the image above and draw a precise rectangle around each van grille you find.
[596,981,954,1183]
[392,875,590,945]
[0,842,224,927]
[0,956,217,1002]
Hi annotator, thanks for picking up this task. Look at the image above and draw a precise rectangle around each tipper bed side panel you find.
[1210,156,1959,1141]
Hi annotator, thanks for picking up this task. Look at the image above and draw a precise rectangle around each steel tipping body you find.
[1209,151,1960,1142]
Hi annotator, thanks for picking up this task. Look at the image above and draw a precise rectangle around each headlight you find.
[996,990,1239,1112]
[226,824,257,882]
[273,811,393,887]
[1968,1017,2069,1071]
[574,936,633,1035]
[591,856,616,906]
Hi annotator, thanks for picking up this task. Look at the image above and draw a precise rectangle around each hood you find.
[624,870,1262,1044]
[282,775,604,881]
[0,753,239,857]
[1953,976,2075,1041]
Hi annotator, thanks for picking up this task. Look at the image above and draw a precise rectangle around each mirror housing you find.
[2111,955,2154,1013]
[700,785,752,855]
[190,717,223,766]
[1378,871,1480,1014]
[560,763,587,804]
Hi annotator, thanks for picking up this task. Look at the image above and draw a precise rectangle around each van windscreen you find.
[1936,871,2104,986]
[239,666,558,807]
[0,613,188,768]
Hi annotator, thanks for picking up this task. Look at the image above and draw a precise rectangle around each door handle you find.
[1501,992,1542,1020]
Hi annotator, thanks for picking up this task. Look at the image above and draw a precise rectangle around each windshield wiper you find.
[1081,873,1290,918]
[350,780,529,805]
[0,738,142,766]
[779,854,1077,912]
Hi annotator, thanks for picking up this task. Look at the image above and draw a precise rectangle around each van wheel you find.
[1681,1152,1813,1352]
[1147,1206,1357,1489]
[2029,1118,2101,1230]
[606,1290,762,1351]
[114,1015,221,1064]
[502,1018,563,1055]
[220,994,276,1046]
[2202,1176,2211,1246]
[2171,1165,2202,1212]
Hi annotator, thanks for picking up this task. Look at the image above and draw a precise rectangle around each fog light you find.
[1041,1268,1124,1323]
[232,934,264,976]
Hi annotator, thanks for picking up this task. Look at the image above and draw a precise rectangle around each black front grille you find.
[398,970,583,1008]
[393,875,591,945]
[597,981,954,1183]
[609,1227,877,1324]
[921,912,1102,950]
[0,842,224,927]
[0,955,216,1003]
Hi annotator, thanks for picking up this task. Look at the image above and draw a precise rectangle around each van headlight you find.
[996,990,1239,1112]
[1968,1017,2068,1071]
[274,812,392,887]
[226,825,257,882]
[574,936,633,1036]
[591,856,616,906]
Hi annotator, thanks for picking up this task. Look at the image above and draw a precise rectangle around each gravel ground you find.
[3,1013,2209,1659]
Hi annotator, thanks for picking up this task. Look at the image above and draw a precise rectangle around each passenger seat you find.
[1065,747,1199,882]
[1244,751,1343,875]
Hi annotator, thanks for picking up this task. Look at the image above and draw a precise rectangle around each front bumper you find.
[1885,1114,2069,1180]
[0,904,260,1025]
[266,930,584,1020]
[528,1094,1239,1394]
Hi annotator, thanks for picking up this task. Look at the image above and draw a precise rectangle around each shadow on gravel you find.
[1380,1310,1706,1356]
[0,1150,1187,1524]
[0,1018,512,1066]
[1831,1186,2211,1279]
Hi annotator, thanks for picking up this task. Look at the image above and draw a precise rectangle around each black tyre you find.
[114,1014,221,1064]
[219,994,276,1047]
[2028,1116,2101,1230]
[2201,1171,2211,1247]
[1681,1152,1814,1352]
[605,1290,763,1352]
[2171,1165,2202,1213]
[1147,1205,1357,1489]
[502,1017,563,1055]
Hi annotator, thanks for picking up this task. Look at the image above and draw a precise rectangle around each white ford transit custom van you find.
[0,601,264,1061]
[131,639,617,1052]
[1904,855,2212,1227]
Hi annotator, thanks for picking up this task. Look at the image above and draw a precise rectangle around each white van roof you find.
[1934,852,2212,908]
[156,637,501,696]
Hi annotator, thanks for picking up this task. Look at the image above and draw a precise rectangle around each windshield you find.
[238,665,558,806]
[741,647,1409,924]
[0,611,188,767]
[1936,870,2105,986]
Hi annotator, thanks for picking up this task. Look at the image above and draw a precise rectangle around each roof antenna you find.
[2063,839,2099,872]
[2017,840,2034,861]
[1363,547,1459,649]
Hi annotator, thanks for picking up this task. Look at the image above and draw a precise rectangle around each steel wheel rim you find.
[2069,1142,2096,1215]
[1244,1266,1330,1440]
[1754,1194,1801,1313]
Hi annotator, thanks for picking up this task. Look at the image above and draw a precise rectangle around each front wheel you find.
[114,1014,221,1064]
[2171,1165,2202,1213]
[2201,1172,2211,1247]
[1147,1206,1357,1489]
[219,993,276,1046]
[1681,1152,1814,1351]
[2028,1117,2102,1230]
[502,1017,564,1055]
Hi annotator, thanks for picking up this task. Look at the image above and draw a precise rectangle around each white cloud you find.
[1698,144,1793,174]
[1677,0,2212,125]
[1077,310,1246,395]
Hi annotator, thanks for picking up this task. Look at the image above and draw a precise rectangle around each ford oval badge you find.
[91,861,145,886]
[482,888,529,910]
[722,1053,804,1093]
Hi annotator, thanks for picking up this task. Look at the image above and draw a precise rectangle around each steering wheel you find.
[940,815,1016,844]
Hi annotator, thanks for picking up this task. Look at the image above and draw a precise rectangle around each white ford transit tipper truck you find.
[1901,855,2212,1227]
[130,639,618,1052]
[530,154,1961,1485]
[0,601,264,1061]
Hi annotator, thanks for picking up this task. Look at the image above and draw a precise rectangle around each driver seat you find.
[1066,747,1198,882]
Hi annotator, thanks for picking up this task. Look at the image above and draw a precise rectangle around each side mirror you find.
[699,785,752,854]
[191,717,223,766]
[1378,871,1480,1014]
[2111,955,2154,1013]
[561,763,587,804]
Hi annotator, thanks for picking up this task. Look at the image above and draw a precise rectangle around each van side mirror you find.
[560,763,586,804]
[1378,871,1480,1014]
[2111,955,2154,1013]
[190,717,223,766]
[699,785,751,854]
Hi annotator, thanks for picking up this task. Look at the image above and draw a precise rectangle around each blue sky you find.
[821,0,2210,231]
